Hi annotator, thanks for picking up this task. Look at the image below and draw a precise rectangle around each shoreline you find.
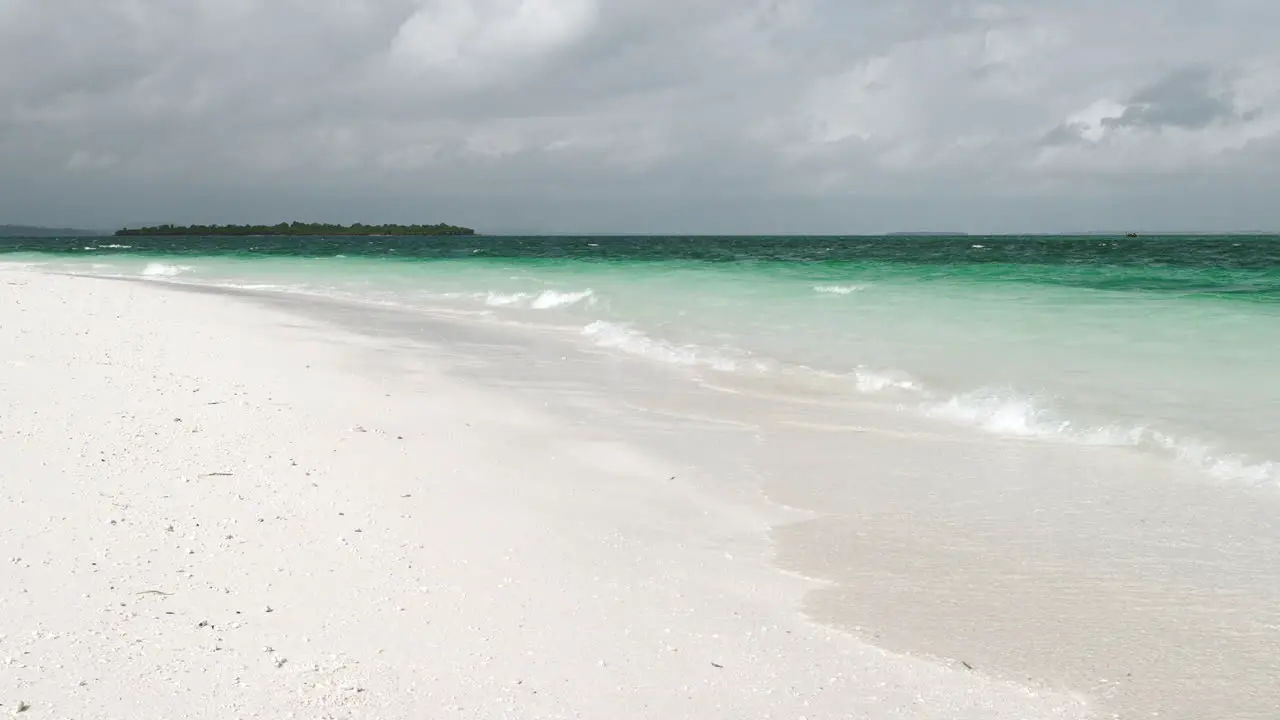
[1,270,1091,719]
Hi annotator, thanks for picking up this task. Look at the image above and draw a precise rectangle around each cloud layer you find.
[2,0,1278,232]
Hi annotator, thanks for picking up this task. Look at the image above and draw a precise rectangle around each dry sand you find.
[0,270,1091,719]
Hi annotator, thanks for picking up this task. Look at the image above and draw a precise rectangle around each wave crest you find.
[483,289,595,309]
[582,321,764,373]
[813,284,865,295]
[926,389,1278,485]
[852,368,921,394]
[142,263,195,277]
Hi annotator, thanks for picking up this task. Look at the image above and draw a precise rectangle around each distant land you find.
[0,225,106,237]
[115,222,475,237]
[885,232,969,236]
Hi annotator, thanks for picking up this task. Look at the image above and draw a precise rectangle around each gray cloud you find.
[1104,65,1240,130]
[1039,65,1249,146]
[2,0,1280,232]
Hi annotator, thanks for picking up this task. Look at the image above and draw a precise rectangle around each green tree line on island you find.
[115,222,476,237]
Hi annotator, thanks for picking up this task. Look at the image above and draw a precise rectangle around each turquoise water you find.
[4,234,1278,486]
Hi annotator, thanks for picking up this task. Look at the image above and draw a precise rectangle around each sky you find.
[2,0,1279,233]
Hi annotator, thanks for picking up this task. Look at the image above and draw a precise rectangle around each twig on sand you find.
[136,590,174,597]
[200,472,234,478]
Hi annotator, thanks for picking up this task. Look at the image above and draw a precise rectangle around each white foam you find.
[142,262,195,277]
[852,368,922,394]
[925,388,1279,485]
[573,322,1278,486]
[931,390,1070,439]
[483,291,528,307]
[483,289,595,310]
[926,389,1141,444]
[531,289,595,309]
[1147,432,1280,486]
[582,321,759,373]
[813,284,866,295]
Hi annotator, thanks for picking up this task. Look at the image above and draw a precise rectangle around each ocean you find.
[4,234,1277,488]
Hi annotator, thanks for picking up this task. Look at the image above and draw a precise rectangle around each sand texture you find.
[0,271,1097,719]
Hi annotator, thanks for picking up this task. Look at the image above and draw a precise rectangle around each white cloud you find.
[389,0,597,80]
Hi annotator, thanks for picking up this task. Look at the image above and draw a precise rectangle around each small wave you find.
[532,289,595,309]
[483,291,527,307]
[483,289,595,310]
[102,244,132,249]
[142,263,195,277]
[925,390,1134,443]
[582,321,762,373]
[925,389,1278,485]
[1149,433,1280,486]
[852,368,921,394]
[813,284,865,295]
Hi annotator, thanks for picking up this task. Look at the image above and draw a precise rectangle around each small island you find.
[115,222,475,237]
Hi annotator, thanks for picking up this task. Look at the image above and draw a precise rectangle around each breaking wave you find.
[483,289,596,310]
[582,321,767,373]
[926,390,1140,444]
[142,262,195,277]
[851,368,922,394]
[925,389,1279,485]
[574,318,1278,486]
[813,284,866,295]
[576,318,1279,486]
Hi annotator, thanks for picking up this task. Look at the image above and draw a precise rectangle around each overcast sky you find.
[2,0,1278,233]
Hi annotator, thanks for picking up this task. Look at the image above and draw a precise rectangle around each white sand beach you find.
[0,270,1096,719]
[6,268,1280,720]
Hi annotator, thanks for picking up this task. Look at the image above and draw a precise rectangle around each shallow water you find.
[5,234,1278,487]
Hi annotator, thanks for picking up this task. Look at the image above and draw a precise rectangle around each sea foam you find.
[924,390,1124,443]
[483,289,595,310]
[576,317,1279,485]
[851,368,921,394]
[582,321,761,373]
[925,388,1279,485]
[142,262,195,277]
[813,284,866,295]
